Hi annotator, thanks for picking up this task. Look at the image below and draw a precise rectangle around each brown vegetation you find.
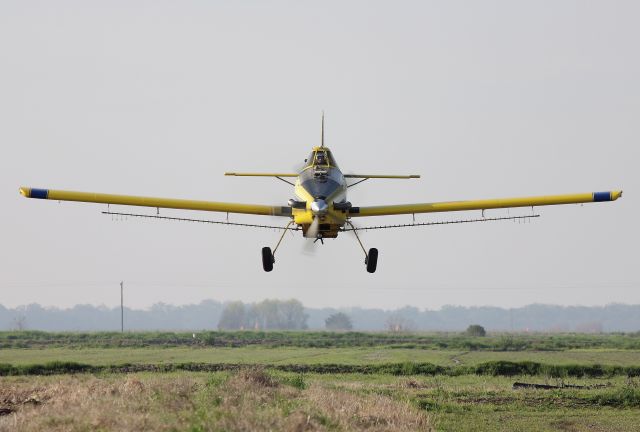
[0,371,431,431]
[0,374,199,431]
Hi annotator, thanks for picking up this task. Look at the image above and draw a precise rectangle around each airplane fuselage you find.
[291,147,349,238]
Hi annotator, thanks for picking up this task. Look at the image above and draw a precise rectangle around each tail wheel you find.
[366,248,378,273]
[262,247,274,272]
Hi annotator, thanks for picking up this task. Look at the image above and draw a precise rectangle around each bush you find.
[465,325,486,337]
[281,373,307,389]
[325,313,353,331]
[591,387,640,407]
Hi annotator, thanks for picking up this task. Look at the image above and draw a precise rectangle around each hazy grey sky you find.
[1,1,638,310]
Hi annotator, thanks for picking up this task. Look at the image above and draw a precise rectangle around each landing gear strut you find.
[261,221,293,272]
[347,221,378,273]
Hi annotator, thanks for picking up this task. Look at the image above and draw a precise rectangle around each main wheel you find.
[261,247,274,272]
[366,248,378,273]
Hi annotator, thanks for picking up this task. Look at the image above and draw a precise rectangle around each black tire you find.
[262,247,274,272]
[366,248,378,273]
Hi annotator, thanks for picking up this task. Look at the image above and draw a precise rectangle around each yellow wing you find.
[344,174,420,179]
[19,187,291,217]
[349,191,623,217]
[224,172,298,177]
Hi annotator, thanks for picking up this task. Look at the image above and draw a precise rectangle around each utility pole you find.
[509,308,514,332]
[120,281,124,333]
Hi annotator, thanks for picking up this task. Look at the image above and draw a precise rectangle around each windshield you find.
[315,151,328,166]
[304,150,338,168]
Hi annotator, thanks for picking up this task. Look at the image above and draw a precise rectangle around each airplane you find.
[20,116,622,273]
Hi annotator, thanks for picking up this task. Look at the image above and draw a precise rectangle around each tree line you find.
[218,299,309,330]
[3,301,640,332]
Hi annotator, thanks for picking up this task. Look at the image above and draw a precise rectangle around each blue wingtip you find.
[30,188,49,199]
[593,191,612,202]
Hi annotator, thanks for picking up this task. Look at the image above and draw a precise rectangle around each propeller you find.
[302,237,318,255]
[305,215,320,239]
[302,197,329,254]
[301,216,320,255]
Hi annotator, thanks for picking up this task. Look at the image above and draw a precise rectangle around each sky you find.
[1,1,638,310]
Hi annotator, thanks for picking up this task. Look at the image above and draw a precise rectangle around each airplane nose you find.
[310,199,328,215]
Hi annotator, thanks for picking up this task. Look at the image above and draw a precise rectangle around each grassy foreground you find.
[1,370,639,431]
[1,331,640,430]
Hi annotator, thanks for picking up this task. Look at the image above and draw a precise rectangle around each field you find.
[1,331,640,431]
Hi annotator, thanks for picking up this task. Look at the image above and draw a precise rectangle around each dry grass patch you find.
[0,374,200,431]
[0,372,432,432]
[304,384,431,431]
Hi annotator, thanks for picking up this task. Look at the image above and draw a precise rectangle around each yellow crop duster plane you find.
[20,118,622,273]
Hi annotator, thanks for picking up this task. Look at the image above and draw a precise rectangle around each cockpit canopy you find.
[305,148,338,169]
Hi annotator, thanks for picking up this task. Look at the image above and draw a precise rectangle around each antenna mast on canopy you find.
[321,111,325,148]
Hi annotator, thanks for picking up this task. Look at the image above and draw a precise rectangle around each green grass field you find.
[1,331,640,431]
[1,346,639,368]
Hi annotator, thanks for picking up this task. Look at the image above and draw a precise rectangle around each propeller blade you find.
[302,237,317,255]
[305,216,320,239]
[301,216,320,255]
